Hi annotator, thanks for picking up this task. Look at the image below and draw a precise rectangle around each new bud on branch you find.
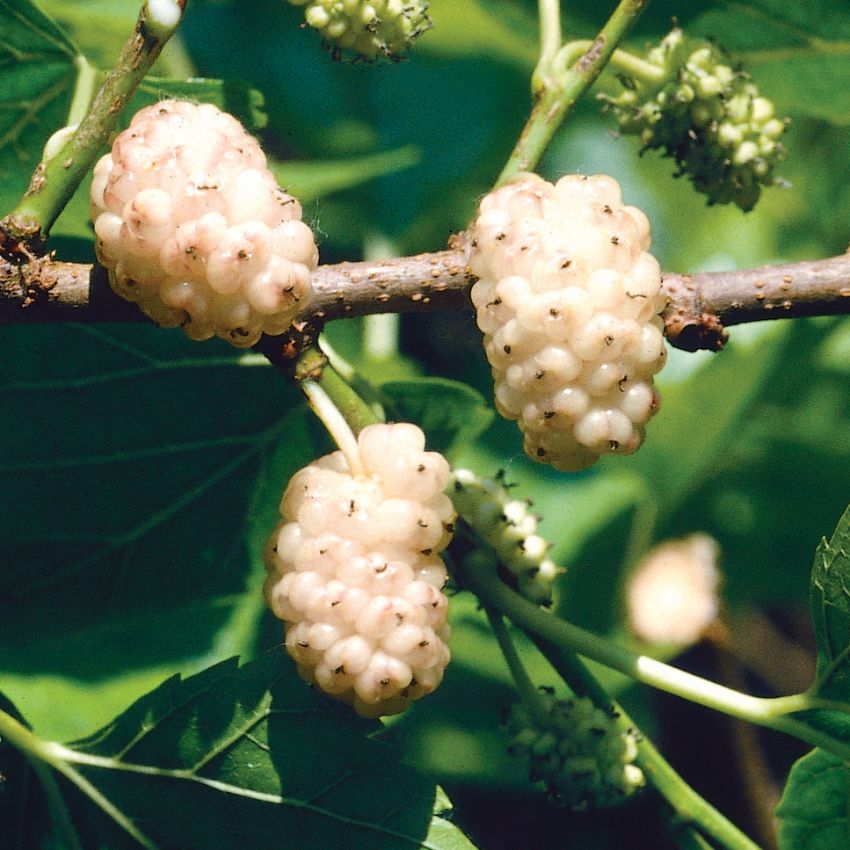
[286,0,432,61]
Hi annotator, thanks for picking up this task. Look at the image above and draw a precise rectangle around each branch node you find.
[0,217,48,261]
[663,311,728,352]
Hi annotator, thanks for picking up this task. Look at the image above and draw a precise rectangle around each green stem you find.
[0,709,83,850]
[769,691,850,717]
[460,555,850,760]
[532,0,562,94]
[532,641,762,850]
[0,708,158,849]
[294,345,380,436]
[554,39,665,83]
[497,0,649,185]
[1,0,186,248]
[67,56,101,127]
[0,706,61,766]
[485,607,550,727]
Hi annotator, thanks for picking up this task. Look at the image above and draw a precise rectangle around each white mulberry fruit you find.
[287,0,432,61]
[506,691,645,810]
[90,100,318,347]
[604,29,787,210]
[264,422,455,717]
[450,469,559,605]
[469,173,666,472]
[626,533,721,647]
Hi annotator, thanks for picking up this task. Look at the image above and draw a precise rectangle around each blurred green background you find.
[2,1,849,847]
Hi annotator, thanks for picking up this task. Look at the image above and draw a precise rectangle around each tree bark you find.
[3,247,850,353]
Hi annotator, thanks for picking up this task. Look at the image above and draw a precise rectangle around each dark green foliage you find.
[3,1,850,848]
[776,749,850,850]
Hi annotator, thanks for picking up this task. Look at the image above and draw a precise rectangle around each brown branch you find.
[3,247,850,352]
[662,253,850,351]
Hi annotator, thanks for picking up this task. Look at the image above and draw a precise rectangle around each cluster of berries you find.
[264,423,455,717]
[506,691,645,810]
[286,0,432,60]
[90,100,317,347]
[450,469,559,605]
[604,28,787,210]
[469,173,666,471]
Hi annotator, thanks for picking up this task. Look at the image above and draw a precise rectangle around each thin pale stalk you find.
[290,345,380,437]
[485,607,550,726]
[533,0,563,93]
[460,555,850,760]
[553,39,665,82]
[301,377,365,475]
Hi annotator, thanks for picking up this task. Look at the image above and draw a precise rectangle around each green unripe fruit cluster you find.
[505,691,645,810]
[450,469,560,605]
[605,28,787,210]
[286,0,431,61]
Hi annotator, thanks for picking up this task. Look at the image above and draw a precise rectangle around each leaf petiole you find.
[460,553,850,761]
[0,707,156,849]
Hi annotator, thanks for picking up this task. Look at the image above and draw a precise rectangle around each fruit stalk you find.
[497,0,649,185]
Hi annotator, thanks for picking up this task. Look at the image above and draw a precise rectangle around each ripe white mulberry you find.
[506,692,645,810]
[286,0,432,61]
[450,469,559,605]
[626,533,721,647]
[469,173,666,472]
[604,29,787,210]
[264,423,455,717]
[90,100,318,347]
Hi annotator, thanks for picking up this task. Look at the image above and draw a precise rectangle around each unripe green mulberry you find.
[450,469,560,605]
[506,691,645,810]
[604,28,787,210]
[286,0,431,61]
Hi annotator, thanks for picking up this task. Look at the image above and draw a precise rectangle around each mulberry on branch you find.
[469,173,666,472]
[603,28,787,210]
[90,100,317,347]
[264,423,454,718]
[506,692,645,810]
